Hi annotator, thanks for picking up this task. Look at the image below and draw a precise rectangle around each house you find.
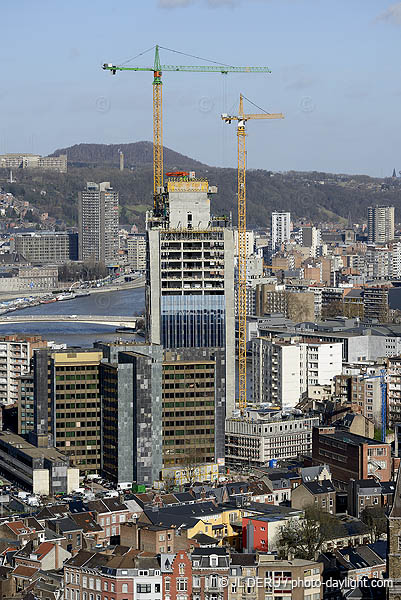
[160,551,193,600]
[87,497,129,544]
[242,505,303,553]
[348,479,395,517]
[191,548,230,600]
[46,517,84,554]
[291,479,336,513]
[13,540,71,571]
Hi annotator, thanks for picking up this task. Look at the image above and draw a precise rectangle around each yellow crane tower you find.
[103,45,272,206]
[222,94,284,412]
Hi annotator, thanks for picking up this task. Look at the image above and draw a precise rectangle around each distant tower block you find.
[8,169,14,183]
[119,152,124,171]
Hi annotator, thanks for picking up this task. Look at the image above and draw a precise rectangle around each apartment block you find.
[0,153,67,173]
[11,231,77,263]
[271,211,291,250]
[0,335,46,405]
[367,205,395,244]
[387,356,401,426]
[363,287,389,322]
[33,349,103,474]
[225,412,319,467]
[252,337,342,407]
[334,364,382,425]
[97,341,163,487]
[127,233,146,270]
[78,181,119,264]
[255,284,315,322]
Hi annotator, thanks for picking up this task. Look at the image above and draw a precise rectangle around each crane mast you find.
[223,95,284,412]
[153,46,163,196]
[103,46,272,208]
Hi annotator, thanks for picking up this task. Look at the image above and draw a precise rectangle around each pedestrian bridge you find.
[0,315,139,327]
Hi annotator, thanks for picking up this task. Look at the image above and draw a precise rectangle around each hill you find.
[49,141,207,170]
[1,142,401,229]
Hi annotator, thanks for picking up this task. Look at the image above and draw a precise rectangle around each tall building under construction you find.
[146,173,235,463]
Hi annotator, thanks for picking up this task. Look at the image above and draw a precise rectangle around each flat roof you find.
[0,431,69,462]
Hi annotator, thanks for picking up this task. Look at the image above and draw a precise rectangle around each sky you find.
[2,0,401,176]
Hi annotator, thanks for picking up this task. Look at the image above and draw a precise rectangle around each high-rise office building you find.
[271,211,291,250]
[78,182,119,264]
[33,348,103,474]
[162,349,218,468]
[96,341,162,487]
[146,173,235,462]
[367,205,395,244]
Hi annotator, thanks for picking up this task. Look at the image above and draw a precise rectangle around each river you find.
[0,287,145,347]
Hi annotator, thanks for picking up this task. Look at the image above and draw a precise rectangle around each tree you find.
[276,506,344,560]
[361,506,387,541]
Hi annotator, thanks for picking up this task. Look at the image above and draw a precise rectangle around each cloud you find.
[375,2,401,25]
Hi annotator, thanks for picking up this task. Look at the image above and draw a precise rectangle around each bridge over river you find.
[0,315,138,327]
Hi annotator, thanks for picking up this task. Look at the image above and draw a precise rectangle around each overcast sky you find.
[2,0,401,176]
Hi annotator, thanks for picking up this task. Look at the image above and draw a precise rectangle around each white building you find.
[365,245,390,280]
[368,205,395,244]
[300,341,343,392]
[225,413,319,466]
[234,229,255,257]
[127,233,146,270]
[252,337,343,406]
[271,212,291,250]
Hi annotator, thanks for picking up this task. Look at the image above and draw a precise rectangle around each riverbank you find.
[0,276,145,303]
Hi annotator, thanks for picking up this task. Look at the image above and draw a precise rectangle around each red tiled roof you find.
[6,521,30,536]
[35,542,54,560]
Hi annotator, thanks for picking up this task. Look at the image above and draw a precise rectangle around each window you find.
[89,579,94,590]
[66,573,70,584]
[104,583,108,592]
[179,563,185,575]
[159,535,165,541]
[122,584,128,593]
[112,514,117,523]
[96,580,101,591]
[231,582,237,593]
[66,590,69,600]
[71,573,75,584]
[120,514,126,523]
[193,576,200,588]
[155,584,160,593]
[210,556,218,567]
[165,579,170,592]
[398,536,401,551]
[177,579,188,591]
[111,584,115,593]
[137,584,151,593]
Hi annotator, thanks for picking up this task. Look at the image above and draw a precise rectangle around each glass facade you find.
[161,295,225,349]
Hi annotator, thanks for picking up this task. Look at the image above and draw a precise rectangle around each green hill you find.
[1,142,401,229]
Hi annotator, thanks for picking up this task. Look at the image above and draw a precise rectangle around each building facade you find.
[10,232,76,263]
[367,205,395,244]
[271,211,291,250]
[225,414,319,467]
[33,348,103,474]
[98,341,163,487]
[78,181,119,264]
[146,174,235,461]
